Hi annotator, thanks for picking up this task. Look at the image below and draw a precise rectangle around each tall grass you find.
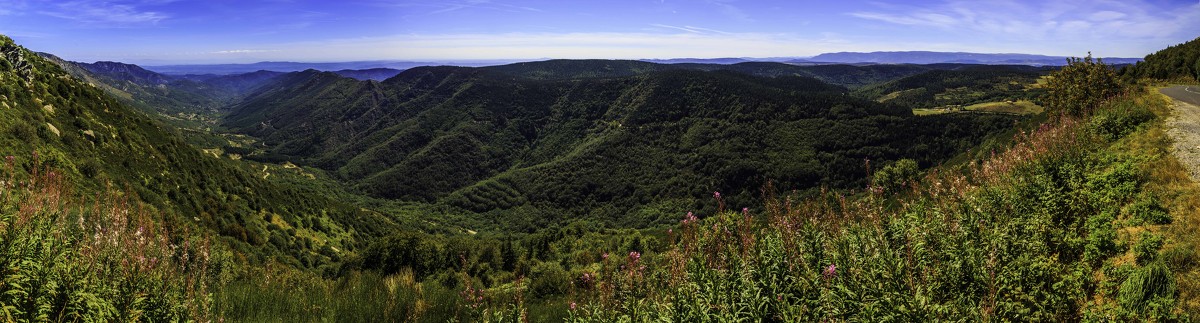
[562,89,1186,321]
[0,153,215,321]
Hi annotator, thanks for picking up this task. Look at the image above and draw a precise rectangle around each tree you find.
[872,159,919,193]
[1043,53,1122,116]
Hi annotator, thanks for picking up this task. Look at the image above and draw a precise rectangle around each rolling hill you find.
[1,35,390,269]
[223,61,1023,228]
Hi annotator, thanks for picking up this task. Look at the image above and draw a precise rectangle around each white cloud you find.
[212,49,277,54]
[40,0,168,26]
[848,0,1200,56]
[218,31,980,62]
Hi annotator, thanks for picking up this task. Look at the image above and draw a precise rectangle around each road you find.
[1162,85,1200,182]
[1161,85,1200,107]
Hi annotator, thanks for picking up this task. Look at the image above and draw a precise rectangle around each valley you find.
[1,27,1199,321]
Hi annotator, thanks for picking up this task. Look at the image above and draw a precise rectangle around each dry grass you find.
[1125,88,1200,314]
[963,100,1044,115]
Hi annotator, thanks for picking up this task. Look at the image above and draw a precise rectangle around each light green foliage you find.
[1044,53,1122,115]
[1135,232,1166,265]
[1118,261,1177,319]
[0,159,218,321]
[872,158,920,192]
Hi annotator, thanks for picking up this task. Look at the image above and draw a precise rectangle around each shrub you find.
[872,158,920,192]
[530,261,569,299]
[1126,193,1171,225]
[1134,232,1165,265]
[1043,53,1122,116]
[1088,100,1154,141]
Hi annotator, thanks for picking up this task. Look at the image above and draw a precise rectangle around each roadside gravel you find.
[1163,87,1200,182]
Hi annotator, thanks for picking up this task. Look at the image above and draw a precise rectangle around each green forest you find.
[1,32,1199,321]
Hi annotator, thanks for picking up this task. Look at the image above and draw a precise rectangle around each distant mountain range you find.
[137,51,1142,77]
[143,60,522,75]
[796,51,1141,66]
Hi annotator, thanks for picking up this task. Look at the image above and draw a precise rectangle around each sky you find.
[0,0,1198,64]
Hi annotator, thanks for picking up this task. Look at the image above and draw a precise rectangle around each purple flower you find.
[570,302,577,310]
[742,207,749,216]
[602,253,609,260]
[682,211,698,224]
[713,191,721,199]
[823,264,837,279]
[629,251,641,262]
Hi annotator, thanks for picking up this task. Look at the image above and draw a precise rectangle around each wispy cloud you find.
[705,0,752,22]
[849,0,1200,47]
[0,0,29,15]
[229,31,937,62]
[212,49,277,54]
[649,24,732,35]
[411,0,543,15]
[40,0,169,26]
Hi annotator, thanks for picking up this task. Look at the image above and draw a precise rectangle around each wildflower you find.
[682,211,698,224]
[629,251,641,262]
[4,155,12,163]
[742,207,749,216]
[823,264,837,279]
[713,191,721,199]
[570,302,577,310]
[602,253,609,261]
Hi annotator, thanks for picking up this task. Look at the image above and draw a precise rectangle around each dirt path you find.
[1162,86,1200,182]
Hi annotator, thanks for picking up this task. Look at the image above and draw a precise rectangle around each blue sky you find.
[0,0,1198,64]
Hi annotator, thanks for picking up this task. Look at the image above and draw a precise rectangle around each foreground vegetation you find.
[5,32,1200,321]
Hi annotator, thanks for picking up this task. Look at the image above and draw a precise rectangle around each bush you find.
[529,261,569,298]
[1043,53,1122,116]
[1127,193,1171,225]
[1089,100,1154,141]
[872,158,920,192]
[1134,232,1165,265]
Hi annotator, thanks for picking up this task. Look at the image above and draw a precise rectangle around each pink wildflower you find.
[823,264,837,279]
[713,191,721,199]
[570,302,577,310]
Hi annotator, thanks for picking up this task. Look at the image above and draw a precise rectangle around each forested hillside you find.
[225,64,1022,228]
[4,29,1200,321]
[853,65,1049,109]
[1123,36,1200,82]
[0,35,389,270]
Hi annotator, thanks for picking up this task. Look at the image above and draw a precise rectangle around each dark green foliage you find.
[1127,193,1171,225]
[854,65,1049,109]
[481,59,935,88]
[1122,36,1200,82]
[1043,54,1122,115]
[1089,98,1154,141]
[529,261,570,298]
[225,64,1021,229]
[0,34,382,270]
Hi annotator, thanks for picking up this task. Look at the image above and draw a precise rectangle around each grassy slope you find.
[204,88,1200,322]
[0,35,396,273]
